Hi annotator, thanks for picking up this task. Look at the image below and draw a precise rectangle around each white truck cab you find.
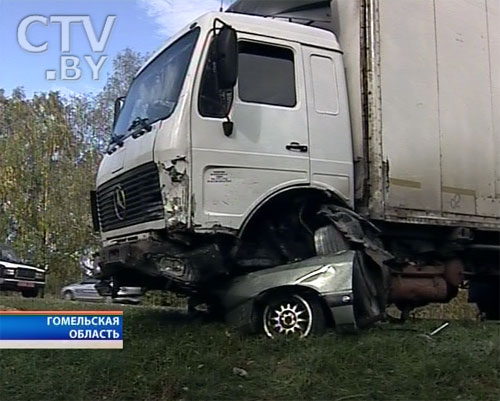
[92,1,500,323]
[94,12,356,290]
[97,12,353,240]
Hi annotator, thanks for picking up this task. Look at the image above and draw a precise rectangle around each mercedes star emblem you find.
[113,185,126,220]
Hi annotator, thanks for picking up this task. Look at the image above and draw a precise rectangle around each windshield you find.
[0,245,21,263]
[113,27,200,138]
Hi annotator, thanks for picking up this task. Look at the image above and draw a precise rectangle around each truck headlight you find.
[35,272,45,280]
[4,269,15,276]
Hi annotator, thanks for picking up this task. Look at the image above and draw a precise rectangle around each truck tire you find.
[481,305,500,320]
[261,292,325,338]
[469,279,500,320]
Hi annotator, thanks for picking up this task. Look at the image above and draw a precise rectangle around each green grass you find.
[1,296,499,401]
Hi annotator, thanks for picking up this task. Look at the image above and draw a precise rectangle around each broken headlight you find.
[157,257,185,277]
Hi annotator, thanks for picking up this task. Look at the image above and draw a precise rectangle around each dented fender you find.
[159,157,190,229]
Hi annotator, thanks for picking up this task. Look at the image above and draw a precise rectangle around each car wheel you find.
[261,293,325,338]
[63,291,74,301]
[21,289,38,298]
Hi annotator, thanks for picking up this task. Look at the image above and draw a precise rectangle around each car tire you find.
[261,293,325,338]
[63,291,74,301]
[21,289,38,298]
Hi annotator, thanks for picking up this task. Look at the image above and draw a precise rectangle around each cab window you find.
[238,41,296,107]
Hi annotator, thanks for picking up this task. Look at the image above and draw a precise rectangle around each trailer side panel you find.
[377,0,500,226]
[379,0,442,213]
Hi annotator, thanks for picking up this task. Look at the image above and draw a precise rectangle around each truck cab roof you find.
[204,11,341,51]
[137,11,341,78]
[228,0,334,32]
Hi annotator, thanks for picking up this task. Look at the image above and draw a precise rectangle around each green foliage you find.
[1,296,499,401]
[0,49,147,292]
[0,91,96,291]
[143,290,187,308]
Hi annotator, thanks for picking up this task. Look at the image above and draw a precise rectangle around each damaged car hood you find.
[219,250,356,310]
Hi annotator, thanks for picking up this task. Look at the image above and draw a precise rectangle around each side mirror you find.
[113,96,125,127]
[215,26,238,90]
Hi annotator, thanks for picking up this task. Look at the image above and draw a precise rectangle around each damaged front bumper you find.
[98,237,228,292]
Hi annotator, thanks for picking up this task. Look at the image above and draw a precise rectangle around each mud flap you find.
[352,252,384,327]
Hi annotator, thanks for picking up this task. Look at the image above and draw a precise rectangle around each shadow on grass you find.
[123,307,225,340]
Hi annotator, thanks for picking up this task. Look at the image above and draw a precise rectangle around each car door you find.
[191,33,310,230]
[77,279,100,301]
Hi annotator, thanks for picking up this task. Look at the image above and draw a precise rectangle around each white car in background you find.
[61,278,143,304]
[0,244,46,298]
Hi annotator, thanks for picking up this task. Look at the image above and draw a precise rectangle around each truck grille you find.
[97,162,164,232]
[16,268,36,279]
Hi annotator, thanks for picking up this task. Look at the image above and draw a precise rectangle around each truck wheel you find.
[63,291,74,301]
[261,293,325,338]
[469,279,500,320]
[481,305,500,320]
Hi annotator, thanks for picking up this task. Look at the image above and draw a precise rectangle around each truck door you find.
[191,34,310,230]
[302,46,354,206]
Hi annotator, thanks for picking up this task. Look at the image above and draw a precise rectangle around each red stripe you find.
[0,311,123,315]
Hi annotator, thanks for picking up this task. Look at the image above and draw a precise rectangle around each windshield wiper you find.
[106,134,126,155]
[106,117,152,155]
[128,117,152,138]
[108,134,121,146]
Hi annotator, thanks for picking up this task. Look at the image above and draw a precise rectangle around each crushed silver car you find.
[213,250,385,338]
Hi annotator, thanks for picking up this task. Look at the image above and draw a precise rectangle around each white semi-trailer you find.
[92,0,500,336]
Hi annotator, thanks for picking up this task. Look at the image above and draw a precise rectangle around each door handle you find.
[286,142,308,152]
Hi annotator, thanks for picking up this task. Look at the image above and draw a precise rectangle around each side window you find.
[199,38,234,118]
[238,41,296,107]
[310,55,339,115]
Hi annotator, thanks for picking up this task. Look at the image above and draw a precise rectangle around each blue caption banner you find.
[0,311,123,349]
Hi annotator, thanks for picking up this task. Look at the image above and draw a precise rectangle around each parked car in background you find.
[61,278,143,304]
[0,244,46,298]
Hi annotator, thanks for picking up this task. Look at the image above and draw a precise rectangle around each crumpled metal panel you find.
[318,204,392,290]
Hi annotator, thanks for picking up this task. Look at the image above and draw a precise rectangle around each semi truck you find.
[91,0,500,337]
